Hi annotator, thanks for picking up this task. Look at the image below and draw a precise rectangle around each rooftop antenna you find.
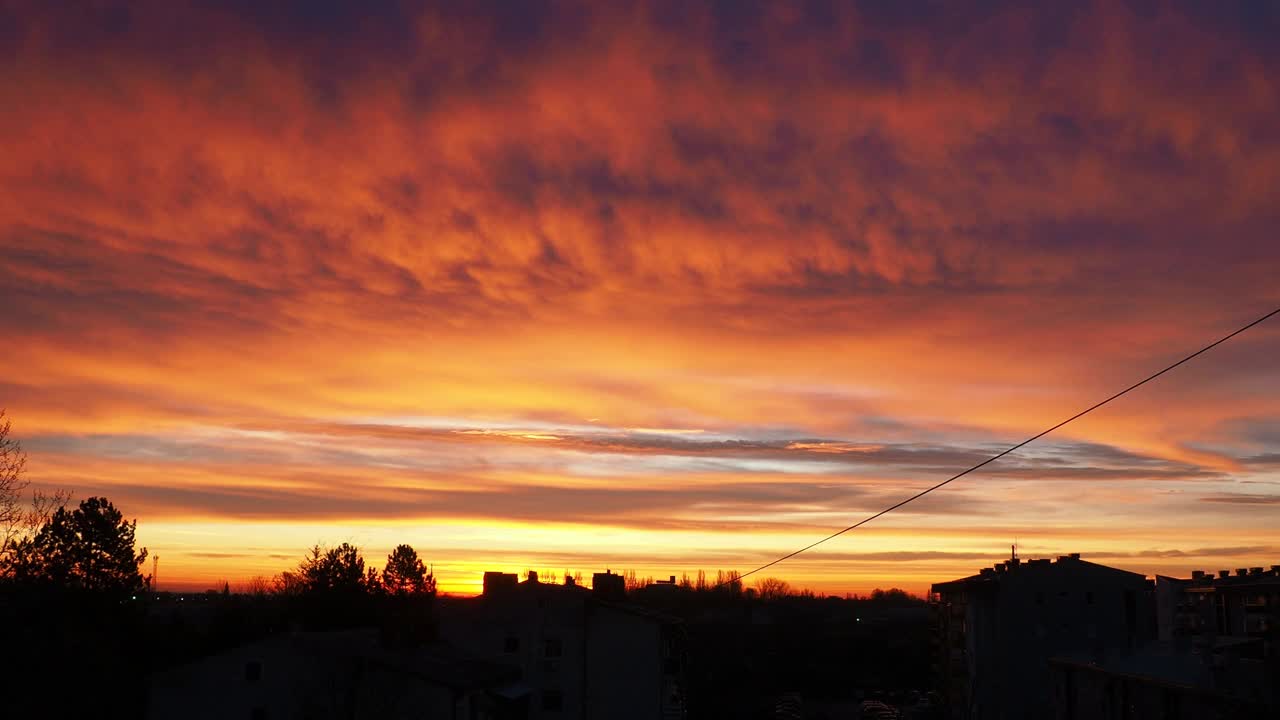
[152,554,159,593]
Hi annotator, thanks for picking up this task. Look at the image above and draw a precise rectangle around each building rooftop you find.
[151,628,518,693]
[1182,565,1280,591]
[931,553,1148,594]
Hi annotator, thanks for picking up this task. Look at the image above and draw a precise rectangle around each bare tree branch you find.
[1,409,30,548]
[27,488,71,532]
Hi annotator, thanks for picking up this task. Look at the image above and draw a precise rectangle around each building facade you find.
[1049,651,1272,720]
[931,553,1155,720]
[439,571,686,720]
[1156,565,1280,650]
[148,629,521,720]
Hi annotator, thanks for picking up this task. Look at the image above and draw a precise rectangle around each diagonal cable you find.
[725,305,1280,585]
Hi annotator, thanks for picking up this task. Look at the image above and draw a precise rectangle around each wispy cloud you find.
[1200,493,1280,505]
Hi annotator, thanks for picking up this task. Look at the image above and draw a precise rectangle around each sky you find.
[2,0,1279,595]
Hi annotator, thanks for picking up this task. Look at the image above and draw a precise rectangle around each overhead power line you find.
[726,304,1280,586]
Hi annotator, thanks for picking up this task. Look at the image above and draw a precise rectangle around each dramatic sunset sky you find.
[2,1,1279,594]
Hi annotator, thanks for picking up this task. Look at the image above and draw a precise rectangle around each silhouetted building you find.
[931,553,1154,719]
[148,628,522,720]
[486,571,520,596]
[440,572,686,719]
[1045,563,1280,717]
[592,570,626,601]
[1049,644,1272,719]
[1156,565,1280,650]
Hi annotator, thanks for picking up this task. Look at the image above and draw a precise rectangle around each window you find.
[542,690,563,712]
[504,636,520,653]
[245,661,263,683]
[544,637,563,658]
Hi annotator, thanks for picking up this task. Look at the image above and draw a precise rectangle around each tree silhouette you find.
[298,543,375,594]
[7,496,147,595]
[286,542,380,629]
[382,544,434,596]
[715,569,743,597]
[3,495,150,719]
[376,544,438,646]
[1,411,71,574]
[0,409,28,547]
[274,569,308,596]
[869,587,916,605]
[754,576,792,600]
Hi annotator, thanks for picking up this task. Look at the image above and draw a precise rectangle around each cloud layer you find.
[2,0,1279,591]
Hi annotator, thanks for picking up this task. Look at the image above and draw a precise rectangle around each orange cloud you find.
[2,0,1278,592]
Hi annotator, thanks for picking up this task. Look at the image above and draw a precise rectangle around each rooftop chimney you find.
[1250,567,1263,575]
[527,570,540,584]
[1069,553,1081,560]
[1219,570,1231,578]
[1236,568,1248,577]
[1191,570,1205,580]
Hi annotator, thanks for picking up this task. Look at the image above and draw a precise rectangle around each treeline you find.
[270,541,440,641]
[1,494,147,594]
[0,492,440,604]
[0,490,444,715]
[516,567,920,604]
[0,492,155,716]
[0,412,444,716]
[275,541,437,598]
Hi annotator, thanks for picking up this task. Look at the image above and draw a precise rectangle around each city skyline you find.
[3,1,1280,594]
